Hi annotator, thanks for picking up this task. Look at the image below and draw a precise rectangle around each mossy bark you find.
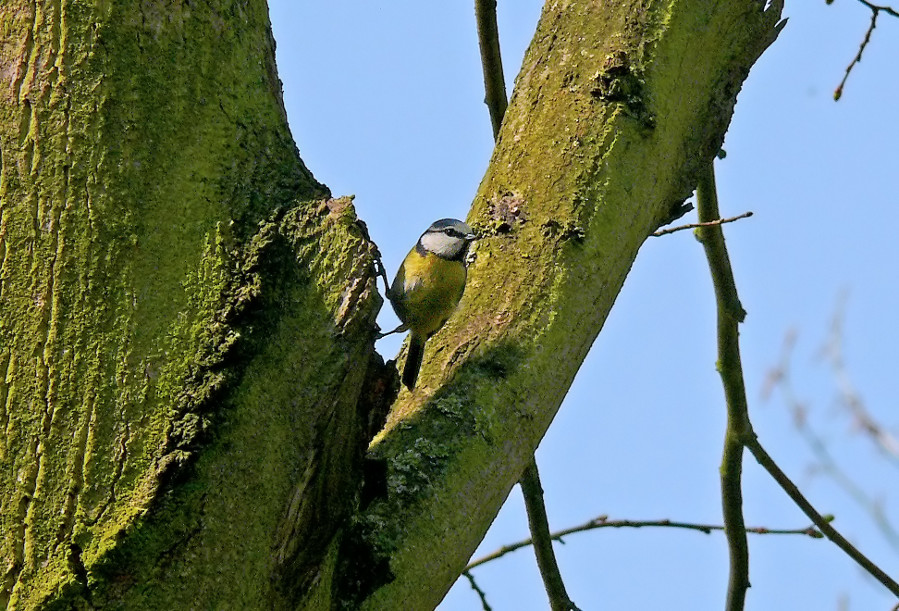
[0,0,784,609]
[352,1,784,609]
[1,1,381,609]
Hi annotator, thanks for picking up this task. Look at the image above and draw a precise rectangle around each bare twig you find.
[695,160,899,598]
[745,437,899,596]
[694,160,751,611]
[463,570,493,611]
[856,0,899,19]
[465,516,823,571]
[833,1,899,100]
[763,326,899,551]
[652,211,753,237]
[821,292,899,464]
[834,8,878,100]
[475,0,508,138]
[520,460,582,611]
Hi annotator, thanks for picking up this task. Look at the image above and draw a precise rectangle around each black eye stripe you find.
[425,223,473,240]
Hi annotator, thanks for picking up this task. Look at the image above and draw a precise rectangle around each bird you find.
[385,218,478,389]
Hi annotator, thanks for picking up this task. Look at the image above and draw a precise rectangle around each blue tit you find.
[387,218,478,389]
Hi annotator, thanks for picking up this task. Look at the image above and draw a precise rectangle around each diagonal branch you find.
[833,0,899,100]
[475,4,578,609]
[362,3,789,607]
[856,0,899,18]
[763,329,899,550]
[696,159,899,600]
[463,570,493,611]
[744,438,899,596]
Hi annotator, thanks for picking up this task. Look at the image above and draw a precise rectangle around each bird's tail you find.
[402,334,425,389]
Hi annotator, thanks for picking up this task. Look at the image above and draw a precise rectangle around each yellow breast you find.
[390,249,468,338]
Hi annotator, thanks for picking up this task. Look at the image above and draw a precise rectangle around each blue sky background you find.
[269,2,899,609]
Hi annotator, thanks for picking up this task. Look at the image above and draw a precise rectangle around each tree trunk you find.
[0,1,782,609]
[0,1,382,608]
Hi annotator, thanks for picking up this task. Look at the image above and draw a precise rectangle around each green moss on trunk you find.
[1,1,784,609]
[351,1,783,609]
[1,2,378,608]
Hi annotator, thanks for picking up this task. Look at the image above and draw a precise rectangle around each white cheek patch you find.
[420,231,465,259]
[419,231,443,253]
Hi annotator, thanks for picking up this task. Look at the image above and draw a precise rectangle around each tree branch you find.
[856,0,899,19]
[833,0,899,100]
[463,570,493,611]
[695,160,751,611]
[475,0,508,138]
[362,3,788,606]
[465,516,823,571]
[744,437,899,596]
[695,160,899,599]
[475,5,577,608]
[764,330,899,550]
[651,211,753,237]
[519,460,582,611]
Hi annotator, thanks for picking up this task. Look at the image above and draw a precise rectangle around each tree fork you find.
[0,1,786,609]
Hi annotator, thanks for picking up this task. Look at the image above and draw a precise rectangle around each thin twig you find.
[763,327,899,550]
[695,160,751,611]
[835,8,878,100]
[466,516,822,571]
[695,162,899,599]
[652,211,753,237]
[833,1,899,100]
[857,0,899,19]
[745,437,899,596]
[475,0,508,138]
[821,292,899,464]
[520,460,582,611]
[463,570,493,611]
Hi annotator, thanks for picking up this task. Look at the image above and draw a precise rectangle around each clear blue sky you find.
[269,3,899,609]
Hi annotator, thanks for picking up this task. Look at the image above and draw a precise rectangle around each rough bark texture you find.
[0,1,381,608]
[348,1,784,609]
[0,0,784,609]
